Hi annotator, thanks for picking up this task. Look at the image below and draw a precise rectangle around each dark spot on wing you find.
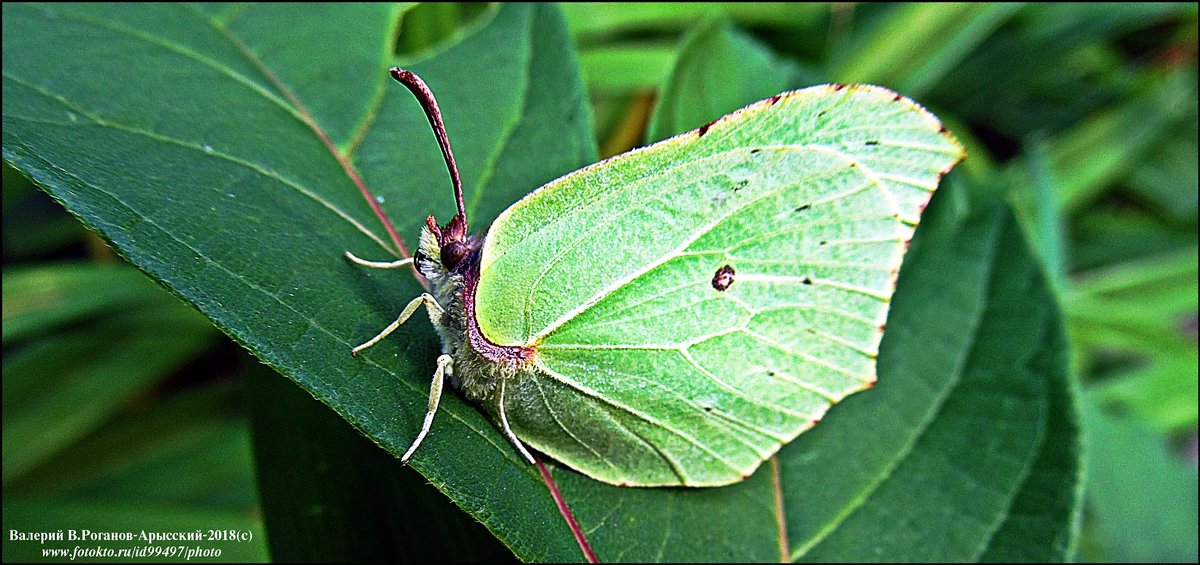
[795,204,811,213]
[734,180,748,192]
[819,240,827,246]
[832,84,847,91]
[750,148,761,154]
[818,110,827,118]
[865,140,880,146]
[767,94,782,105]
[802,276,813,285]
[712,265,736,291]
[698,117,719,137]
[892,94,903,102]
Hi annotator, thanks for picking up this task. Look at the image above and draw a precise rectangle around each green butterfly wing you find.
[476,85,964,486]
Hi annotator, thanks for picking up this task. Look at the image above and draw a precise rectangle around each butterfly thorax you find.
[417,215,534,404]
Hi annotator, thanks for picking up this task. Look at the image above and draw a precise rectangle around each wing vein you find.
[536,363,752,475]
[531,147,880,343]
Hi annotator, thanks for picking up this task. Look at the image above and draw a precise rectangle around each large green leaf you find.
[2,4,1079,561]
[3,3,588,561]
[3,381,267,563]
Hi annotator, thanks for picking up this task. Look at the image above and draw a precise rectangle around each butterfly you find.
[347,67,963,487]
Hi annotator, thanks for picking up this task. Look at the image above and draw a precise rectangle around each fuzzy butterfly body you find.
[351,69,963,487]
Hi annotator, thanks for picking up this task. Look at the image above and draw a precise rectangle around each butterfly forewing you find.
[477,85,963,486]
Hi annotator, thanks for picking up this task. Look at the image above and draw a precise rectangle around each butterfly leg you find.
[351,293,446,355]
[400,354,453,463]
[496,376,536,464]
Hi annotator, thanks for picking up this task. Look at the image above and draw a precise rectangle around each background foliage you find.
[3,2,1196,562]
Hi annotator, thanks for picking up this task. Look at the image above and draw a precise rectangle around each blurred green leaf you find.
[1071,204,1198,271]
[563,3,828,38]
[1011,137,1069,292]
[645,18,800,143]
[3,262,177,343]
[578,42,676,94]
[8,380,254,504]
[1128,119,1199,222]
[1067,246,1197,361]
[1071,245,1197,301]
[1091,351,1199,432]
[1078,394,1199,563]
[3,264,219,484]
[1049,69,1196,211]
[833,3,1021,97]
[931,3,1196,138]
[392,2,484,59]
[3,378,266,562]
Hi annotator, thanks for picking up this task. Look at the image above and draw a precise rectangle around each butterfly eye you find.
[440,241,468,270]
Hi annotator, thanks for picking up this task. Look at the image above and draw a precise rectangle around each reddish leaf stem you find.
[213,23,409,259]
[535,456,599,563]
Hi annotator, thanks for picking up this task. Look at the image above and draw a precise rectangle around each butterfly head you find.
[416,213,477,279]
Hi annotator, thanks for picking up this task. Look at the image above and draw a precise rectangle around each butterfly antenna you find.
[390,67,467,225]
